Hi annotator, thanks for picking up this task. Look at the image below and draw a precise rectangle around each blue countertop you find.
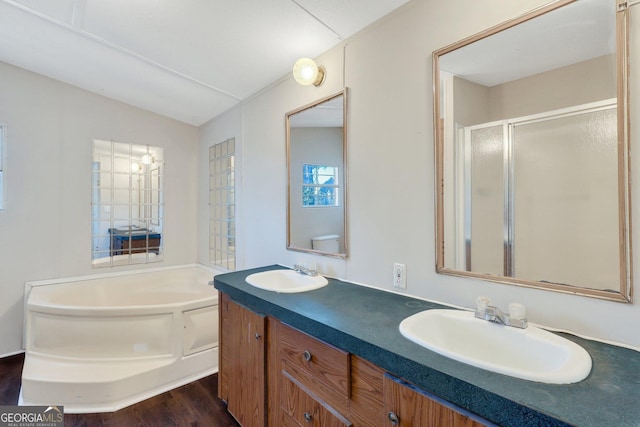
[109,230,161,240]
[214,265,640,427]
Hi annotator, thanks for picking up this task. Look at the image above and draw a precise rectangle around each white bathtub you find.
[20,264,222,413]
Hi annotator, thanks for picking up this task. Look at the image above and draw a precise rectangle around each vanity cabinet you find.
[219,292,490,427]
[108,229,161,256]
[218,293,266,427]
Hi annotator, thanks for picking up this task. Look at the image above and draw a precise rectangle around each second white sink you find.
[245,269,329,293]
[399,309,592,384]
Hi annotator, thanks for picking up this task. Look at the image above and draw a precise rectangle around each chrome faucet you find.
[293,264,318,277]
[474,297,528,329]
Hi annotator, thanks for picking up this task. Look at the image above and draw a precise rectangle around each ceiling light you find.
[292,58,326,87]
[141,145,154,165]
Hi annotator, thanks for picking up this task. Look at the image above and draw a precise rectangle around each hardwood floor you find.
[0,353,240,427]
[0,353,23,406]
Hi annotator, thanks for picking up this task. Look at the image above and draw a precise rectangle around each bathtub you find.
[20,264,222,413]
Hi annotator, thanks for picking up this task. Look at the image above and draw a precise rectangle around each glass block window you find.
[209,138,236,270]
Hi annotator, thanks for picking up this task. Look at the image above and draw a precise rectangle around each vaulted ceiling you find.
[0,0,409,125]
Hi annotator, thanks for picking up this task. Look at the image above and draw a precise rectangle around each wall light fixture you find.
[292,58,325,87]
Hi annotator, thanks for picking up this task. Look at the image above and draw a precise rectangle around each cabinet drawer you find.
[280,323,350,407]
[280,371,352,427]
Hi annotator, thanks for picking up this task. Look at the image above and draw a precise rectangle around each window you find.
[0,124,4,211]
[302,164,339,207]
[92,140,164,267]
[209,138,236,270]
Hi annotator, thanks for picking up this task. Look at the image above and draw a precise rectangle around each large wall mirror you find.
[286,89,348,258]
[434,0,632,302]
[92,140,164,267]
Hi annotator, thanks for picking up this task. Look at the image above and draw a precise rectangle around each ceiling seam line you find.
[71,0,86,29]
[289,0,343,40]
[1,0,243,101]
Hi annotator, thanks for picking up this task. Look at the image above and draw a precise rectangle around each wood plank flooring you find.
[0,353,240,427]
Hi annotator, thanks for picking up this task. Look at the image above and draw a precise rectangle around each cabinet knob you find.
[304,412,313,423]
[303,350,312,362]
[254,332,261,340]
[388,411,399,425]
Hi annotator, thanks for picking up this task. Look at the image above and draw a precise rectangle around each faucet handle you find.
[508,302,526,320]
[476,296,491,312]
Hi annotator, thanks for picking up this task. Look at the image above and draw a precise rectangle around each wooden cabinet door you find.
[350,355,385,427]
[219,293,266,427]
[383,374,489,427]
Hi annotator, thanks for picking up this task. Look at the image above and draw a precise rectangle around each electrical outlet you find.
[393,263,406,289]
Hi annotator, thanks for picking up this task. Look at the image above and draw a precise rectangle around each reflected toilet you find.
[311,234,340,253]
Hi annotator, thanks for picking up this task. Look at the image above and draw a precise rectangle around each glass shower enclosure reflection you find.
[452,101,619,290]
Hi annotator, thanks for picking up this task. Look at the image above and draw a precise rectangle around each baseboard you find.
[0,350,25,360]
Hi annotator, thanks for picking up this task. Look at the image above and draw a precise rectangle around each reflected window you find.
[209,138,236,270]
[302,164,339,207]
[92,140,164,267]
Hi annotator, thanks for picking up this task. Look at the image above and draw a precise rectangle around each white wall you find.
[0,61,199,356]
[198,0,640,349]
[198,106,243,269]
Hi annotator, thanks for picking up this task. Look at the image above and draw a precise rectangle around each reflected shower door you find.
[512,107,619,290]
[468,124,505,276]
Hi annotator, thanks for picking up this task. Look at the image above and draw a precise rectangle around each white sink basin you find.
[245,269,329,293]
[399,309,592,384]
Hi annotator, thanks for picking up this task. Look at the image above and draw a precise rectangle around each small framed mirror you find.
[286,89,348,258]
[433,0,632,302]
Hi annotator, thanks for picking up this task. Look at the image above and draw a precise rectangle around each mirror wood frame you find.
[286,88,348,258]
[433,0,632,302]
